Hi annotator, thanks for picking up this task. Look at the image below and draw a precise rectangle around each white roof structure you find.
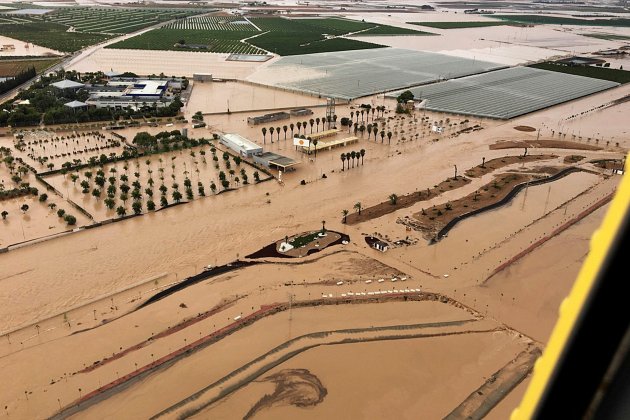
[249,48,505,100]
[389,67,620,119]
[64,100,88,108]
[221,133,262,152]
[104,70,122,77]
[51,79,84,89]
[126,80,166,96]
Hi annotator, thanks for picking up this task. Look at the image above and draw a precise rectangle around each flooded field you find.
[1,3,629,419]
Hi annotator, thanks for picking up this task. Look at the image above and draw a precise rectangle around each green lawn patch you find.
[408,21,512,29]
[529,62,630,84]
[290,231,321,248]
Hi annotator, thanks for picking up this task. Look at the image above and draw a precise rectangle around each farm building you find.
[247,111,290,125]
[555,56,607,67]
[85,78,179,110]
[290,108,313,116]
[219,133,263,157]
[193,73,213,82]
[253,152,299,171]
[365,236,389,252]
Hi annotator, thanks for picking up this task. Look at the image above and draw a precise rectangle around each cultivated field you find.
[44,141,267,222]
[0,58,60,76]
[108,16,430,56]
[409,21,513,29]
[42,7,204,35]
[0,7,207,53]
[108,29,266,55]
[0,147,91,247]
[0,21,111,53]
[494,15,630,27]
[14,129,127,171]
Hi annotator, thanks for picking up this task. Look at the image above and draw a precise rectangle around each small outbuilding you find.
[64,100,89,111]
[253,152,299,171]
[51,79,85,91]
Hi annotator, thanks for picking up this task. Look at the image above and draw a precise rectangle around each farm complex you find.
[0,1,628,419]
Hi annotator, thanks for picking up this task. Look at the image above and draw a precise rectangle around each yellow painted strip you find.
[512,156,629,420]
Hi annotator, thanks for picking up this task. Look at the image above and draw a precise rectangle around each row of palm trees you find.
[260,116,339,144]
[340,149,365,171]
[349,106,386,124]
[341,202,363,223]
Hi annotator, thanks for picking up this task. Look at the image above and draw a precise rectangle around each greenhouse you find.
[389,66,619,119]
[253,48,504,100]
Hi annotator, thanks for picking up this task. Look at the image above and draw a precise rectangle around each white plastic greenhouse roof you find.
[250,48,505,100]
[389,66,619,119]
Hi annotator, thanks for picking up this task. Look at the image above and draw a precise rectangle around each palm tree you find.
[350,111,354,123]
[366,124,372,140]
[371,108,376,121]
[269,127,275,143]
[296,121,302,135]
[290,123,295,138]
[276,126,281,141]
[387,131,392,144]
[354,202,362,215]
[342,209,349,224]
[116,206,126,217]
[1,210,8,219]
[316,117,321,132]
[283,125,288,140]
[360,149,365,165]
[20,204,29,213]
[373,126,378,141]
[360,110,365,122]
[262,127,267,144]
[309,119,315,134]
[341,153,346,171]
[350,151,357,168]
[380,130,385,143]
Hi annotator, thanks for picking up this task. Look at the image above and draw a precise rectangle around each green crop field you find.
[163,16,257,31]
[408,21,513,29]
[107,16,429,55]
[494,15,630,27]
[0,21,112,52]
[0,58,61,76]
[0,7,208,52]
[108,29,265,54]
[42,7,203,35]
[529,62,630,84]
